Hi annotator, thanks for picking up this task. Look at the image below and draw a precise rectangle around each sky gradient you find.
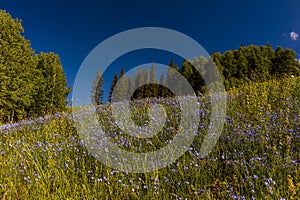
[1,0,300,101]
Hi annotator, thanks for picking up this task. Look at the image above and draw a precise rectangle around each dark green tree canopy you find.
[211,44,300,90]
[105,44,300,102]
[0,10,70,123]
[33,52,70,115]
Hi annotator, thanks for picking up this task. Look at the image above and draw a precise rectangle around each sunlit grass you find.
[0,77,299,199]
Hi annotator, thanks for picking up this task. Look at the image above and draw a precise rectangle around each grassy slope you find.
[0,77,299,199]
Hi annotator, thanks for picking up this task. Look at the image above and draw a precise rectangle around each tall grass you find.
[0,77,299,199]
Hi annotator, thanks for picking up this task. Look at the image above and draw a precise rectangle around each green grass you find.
[0,77,299,199]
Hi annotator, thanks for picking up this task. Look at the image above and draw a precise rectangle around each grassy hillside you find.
[0,77,299,199]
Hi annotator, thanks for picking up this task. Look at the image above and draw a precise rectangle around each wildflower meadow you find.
[0,77,299,199]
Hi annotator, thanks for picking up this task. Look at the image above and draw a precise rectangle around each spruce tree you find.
[149,64,157,97]
[158,71,165,98]
[108,72,118,102]
[33,52,70,116]
[0,10,36,122]
[91,68,104,105]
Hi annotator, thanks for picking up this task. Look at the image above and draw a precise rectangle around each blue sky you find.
[2,0,300,102]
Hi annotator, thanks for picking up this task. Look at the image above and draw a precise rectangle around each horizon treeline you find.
[0,10,70,123]
[1,9,300,123]
[93,44,300,104]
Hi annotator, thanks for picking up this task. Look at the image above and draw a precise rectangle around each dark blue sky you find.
[2,0,300,101]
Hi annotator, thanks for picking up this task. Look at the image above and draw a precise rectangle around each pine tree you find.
[108,72,118,102]
[169,58,175,69]
[91,68,104,105]
[158,71,165,97]
[181,60,194,85]
[33,52,70,116]
[112,67,131,102]
[165,60,174,97]
[0,10,70,123]
[165,59,181,96]
[0,10,36,122]
[149,64,158,97]
[132,68,144,99]
[119,67,125,78]
[141,68,149,98]
[190,57,206,94]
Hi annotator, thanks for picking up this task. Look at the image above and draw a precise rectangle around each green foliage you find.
[91,69,104,105]
[158,71,165,97]
[108,72,119,102]
[211,44,300,90]
[148,64,158,97]
[115,67,130,101]
[33,52,70,116]
[105,44,300,104]
[0,10,70,123]
[0,10,36,122]
[272,47,300,77]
